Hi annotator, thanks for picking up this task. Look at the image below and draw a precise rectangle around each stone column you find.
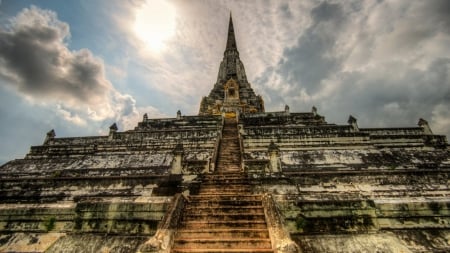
[44,129,55,144]
[348,115,359,132]
[312,106,317,116]
[268,141,281,173]
[108,123,118,141]
[171,144,184,175]
[418,118,433,134]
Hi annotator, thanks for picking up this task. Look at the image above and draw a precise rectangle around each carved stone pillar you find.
[268,141,281,173]
[171,144,184,175]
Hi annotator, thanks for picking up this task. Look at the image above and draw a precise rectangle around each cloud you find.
[251,0,450,137]
[0,5,157,131]
[0,6,110,110]
[56,105,87,126]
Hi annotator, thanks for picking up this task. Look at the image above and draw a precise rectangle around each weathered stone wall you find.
[0,115,221,252]
[240,111,450,252]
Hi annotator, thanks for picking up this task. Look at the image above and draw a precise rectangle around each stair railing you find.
[236,113,245,173]
[209,116,224,172]
[262,193,301,253]
[138,193,187,253]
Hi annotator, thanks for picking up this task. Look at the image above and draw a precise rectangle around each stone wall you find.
[0,115,221,252]
[240,110,450,252]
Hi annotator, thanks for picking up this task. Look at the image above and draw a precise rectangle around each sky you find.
[0,0,449,164]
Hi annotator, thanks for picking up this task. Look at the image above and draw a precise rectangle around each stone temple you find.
[1,14,449,253]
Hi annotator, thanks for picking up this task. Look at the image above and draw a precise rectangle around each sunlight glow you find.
[133,0,176,51]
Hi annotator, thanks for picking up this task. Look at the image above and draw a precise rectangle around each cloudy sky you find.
[0,0,449,164]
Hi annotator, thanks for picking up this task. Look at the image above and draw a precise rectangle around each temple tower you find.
[199,14,264,115]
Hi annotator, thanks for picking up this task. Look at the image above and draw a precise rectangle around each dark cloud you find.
[254,0,450,137]
[310,1,343,23]
[274,1,345,95]
[0,6,110,106]
[279,3,293,19]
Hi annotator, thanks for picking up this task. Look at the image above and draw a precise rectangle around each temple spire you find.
[225,12,237,51]
[198,14,264,115]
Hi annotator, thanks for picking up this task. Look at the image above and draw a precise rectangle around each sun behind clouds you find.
[133,0,176,51]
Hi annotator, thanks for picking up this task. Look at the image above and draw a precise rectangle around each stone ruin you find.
[0,14,449,253]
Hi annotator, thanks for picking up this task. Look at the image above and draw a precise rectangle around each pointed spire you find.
[225,12,237,51]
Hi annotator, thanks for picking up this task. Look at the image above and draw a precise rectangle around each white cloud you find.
[0,5,149,130]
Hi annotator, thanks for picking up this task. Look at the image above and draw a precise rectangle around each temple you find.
[0,14,449,253]
[199,14,264,115]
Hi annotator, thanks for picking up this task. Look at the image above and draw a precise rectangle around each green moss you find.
[52,170,62,177]
[429,202,441,214]
[74,216,83,230]
[295,216,308,230]
[44,216,56,231]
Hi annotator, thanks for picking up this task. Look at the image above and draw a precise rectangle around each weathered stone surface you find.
[46,234,147,253]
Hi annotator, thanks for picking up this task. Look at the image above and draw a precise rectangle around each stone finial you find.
[177,110,182,120]
[312,106,317,116]
[348,115,359,131]
[109,123,118,140]
[44,129,55,144]
[418,118,433,134]
[143,113,148,121]
[284,104,290,113]
[173,143,184,155]
[268,140,280,153]
[109,123,118,132]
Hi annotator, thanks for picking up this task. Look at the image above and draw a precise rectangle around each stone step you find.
[176,228,269,239]
[201,178,247,183]
[184,206,264,215]
[197,191,252,195]
[172,249,274,253]
[217,154,240,157]
[187,202,263,209]
[197,189,252,195]
[197,182,251,186]
[214,169,242,173]
[188,194,262,201]
[201,175,247,180]
[182,213,266,223]
[203,178,248,184]
[215,160,240,163]
[202,172,245,177]
[180,220,268,229]
[215,163,240,167]
[198,183,250,188]
[173,238,272,249]
[216,162,240,166]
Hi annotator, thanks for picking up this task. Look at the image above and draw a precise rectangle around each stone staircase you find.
[216,118,242,173]
[172,117,274,252]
